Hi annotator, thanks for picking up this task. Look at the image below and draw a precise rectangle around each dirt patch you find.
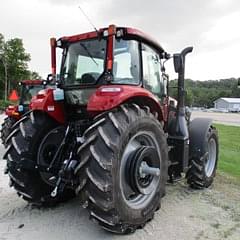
[0,114,239,239]
[0,145,239,240]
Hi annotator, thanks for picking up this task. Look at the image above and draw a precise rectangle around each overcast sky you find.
[1,0,240,80]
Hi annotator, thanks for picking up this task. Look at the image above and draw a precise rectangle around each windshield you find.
[61,38,140,86]
[62,38,106,86]
[22,85,44,105]
[112,39,140,85]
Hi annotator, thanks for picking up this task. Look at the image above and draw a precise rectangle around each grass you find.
[214,123,240,180]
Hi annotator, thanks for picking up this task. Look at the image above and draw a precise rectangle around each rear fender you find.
[87,85,165,121]
[189,118,213,159]
[5,105,21,120]
[30,88,65,124]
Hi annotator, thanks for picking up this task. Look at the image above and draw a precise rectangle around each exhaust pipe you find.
[173,47,193,138]
[168,47,193,173]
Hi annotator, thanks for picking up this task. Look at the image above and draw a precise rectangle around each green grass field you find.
[214,123,240,180]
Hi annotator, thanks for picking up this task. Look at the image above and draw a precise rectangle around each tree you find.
[0,33,8,100]
[29,71,42,80]
[4,38,31,93]
[0,34,40,100]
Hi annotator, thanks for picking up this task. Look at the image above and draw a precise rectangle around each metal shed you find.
[214,98,240,112]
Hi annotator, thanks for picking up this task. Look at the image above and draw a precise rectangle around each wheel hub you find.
[127,146,160,195]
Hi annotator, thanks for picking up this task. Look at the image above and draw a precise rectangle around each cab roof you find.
[59,25,165,54]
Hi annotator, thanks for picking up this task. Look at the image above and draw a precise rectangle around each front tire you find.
[4,111,74,206]
[186,126,219,189]
[76,104,168,233]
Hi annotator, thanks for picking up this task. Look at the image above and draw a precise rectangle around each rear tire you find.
[186,126,218,189]
[4,111,75,206]
[1,117,17,147]
[76,104,168,233]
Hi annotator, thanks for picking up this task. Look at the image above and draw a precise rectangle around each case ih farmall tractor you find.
[0,80,47,146]
[3,25,219,233]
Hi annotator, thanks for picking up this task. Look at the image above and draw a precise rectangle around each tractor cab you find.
[51,25,170,122]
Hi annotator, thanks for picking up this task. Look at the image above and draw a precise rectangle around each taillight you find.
[97,86,122,96]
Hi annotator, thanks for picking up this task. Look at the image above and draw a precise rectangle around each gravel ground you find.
[0,113,240,240]
[191,111,240,126]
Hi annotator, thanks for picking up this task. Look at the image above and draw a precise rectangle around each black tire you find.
[4,111,75,206]
[1,117,17,146]
[186,126,219,189]
[76,104,168,233]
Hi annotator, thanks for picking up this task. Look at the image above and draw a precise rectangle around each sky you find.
[0,0,240,81]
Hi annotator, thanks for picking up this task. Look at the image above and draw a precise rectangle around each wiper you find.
[80,43,99,67]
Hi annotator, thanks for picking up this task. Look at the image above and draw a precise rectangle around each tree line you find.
[169,78,240,108]
[0,33,41,100]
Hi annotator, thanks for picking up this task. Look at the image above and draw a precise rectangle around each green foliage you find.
[29,71,42,80]
[169,78,239,107]
[0,99,13,111]
[214,124,240,180]
[0,33,41,100]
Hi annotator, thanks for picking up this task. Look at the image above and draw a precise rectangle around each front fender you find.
[87,85,165,121]
[30,88,65,124]
[189,118,213,158]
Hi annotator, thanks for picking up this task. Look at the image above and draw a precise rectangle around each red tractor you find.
[3,25,219,233]
[0,80,47,146]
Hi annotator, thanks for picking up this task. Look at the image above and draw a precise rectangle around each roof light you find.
[116,29,123,37]
[103,30,108,37]
[56,40,62,47]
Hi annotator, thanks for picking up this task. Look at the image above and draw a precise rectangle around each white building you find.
[214,98,240,112]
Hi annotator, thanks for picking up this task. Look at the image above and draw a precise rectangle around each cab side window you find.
[142,44,163,98]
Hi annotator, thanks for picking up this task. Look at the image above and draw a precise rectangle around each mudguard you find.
[5,105,21,120]
[189,118,213,159]
[30,88,65,124]
[87,85,166,121]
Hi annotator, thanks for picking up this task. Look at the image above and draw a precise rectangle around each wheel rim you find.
[120,131,161,209]
[37,126,65,185]
[205,138,217,177]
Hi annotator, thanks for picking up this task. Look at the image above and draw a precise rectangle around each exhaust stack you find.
[173,47,193,139]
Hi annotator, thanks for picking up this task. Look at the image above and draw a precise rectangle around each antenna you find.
[78,5,98,33]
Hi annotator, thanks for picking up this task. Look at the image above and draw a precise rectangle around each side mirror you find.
[173,54,183,73]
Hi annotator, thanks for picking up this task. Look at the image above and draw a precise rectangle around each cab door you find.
[141,43,168,121]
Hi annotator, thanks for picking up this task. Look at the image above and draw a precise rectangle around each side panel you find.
[30,89,65,124]
[87,85,166,121]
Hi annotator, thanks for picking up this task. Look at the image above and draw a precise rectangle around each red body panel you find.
[21,80,43,85]
[60,31,100,43]
[5,105,21,120]
[87,85,167,121]
[30,88,65,124]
